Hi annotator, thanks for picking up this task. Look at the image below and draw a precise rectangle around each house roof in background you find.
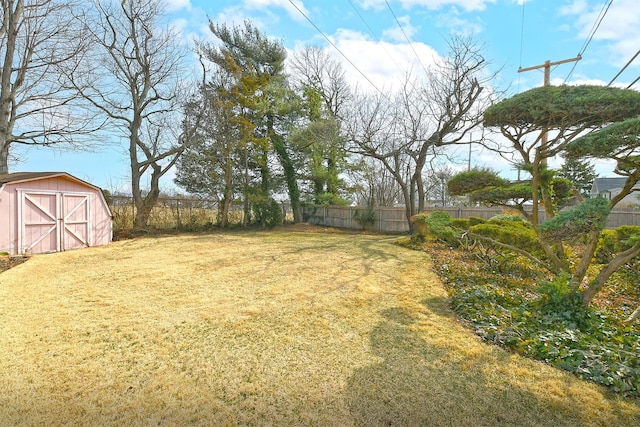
[592,177,631,193]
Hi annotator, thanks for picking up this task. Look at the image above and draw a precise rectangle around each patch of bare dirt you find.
[0,256,27,274]
[275,222,368,234]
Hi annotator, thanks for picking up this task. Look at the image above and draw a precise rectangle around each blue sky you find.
[13,0,640,193]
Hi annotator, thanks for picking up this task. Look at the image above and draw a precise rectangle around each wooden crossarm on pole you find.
[517,55,582,163]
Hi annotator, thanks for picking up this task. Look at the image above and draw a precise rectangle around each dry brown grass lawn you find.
[1,229,638,426]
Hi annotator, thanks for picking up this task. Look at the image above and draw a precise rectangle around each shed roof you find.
[0,172,102,191]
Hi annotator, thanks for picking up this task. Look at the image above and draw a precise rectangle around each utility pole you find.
[467,133,472,171]
[518,55,582,164]
[518,55,582,85]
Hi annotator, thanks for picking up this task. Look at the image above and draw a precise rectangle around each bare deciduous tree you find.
[289,46,350,120]
[350,156,403,207]
[71,0,195,229]
[424,165,457,206]
[0,0,95,174]
[347,37,497,227]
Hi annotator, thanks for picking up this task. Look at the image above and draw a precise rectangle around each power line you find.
[626,75,640,89]
[286,0,388,98]
[519,0,526,69]
[518,0,526,91]
[564,0,614,83]
[579,0,613,55]
[384,0,431,77]
[346,0,407,80]
[608,49,640,86]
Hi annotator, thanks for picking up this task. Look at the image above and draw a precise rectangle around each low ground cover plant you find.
[404,211,640,398]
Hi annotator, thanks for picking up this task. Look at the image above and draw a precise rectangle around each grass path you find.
[0,230,638,426]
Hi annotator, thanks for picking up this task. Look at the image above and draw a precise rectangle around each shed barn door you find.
[61,193,91,251]
[18,191,91,254]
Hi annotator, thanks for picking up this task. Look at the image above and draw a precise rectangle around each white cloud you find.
[327,28,442,92]
[163,0,191,12]
[561,0,640,66]
[357,0,389,11]
[382,15,418,42]
[164,3,213,44]
[401,0,495,11]
[550,76,607,87]
[205,0,309,33]
[243,0,310,22]
[359,0,496,12]
[558,0,589,15]
[215,6,254,27]
[434,7,483,36]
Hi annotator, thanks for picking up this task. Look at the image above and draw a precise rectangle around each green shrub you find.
[447,168,510,195]
[535,274,582,314]
[540,197,611,241]
[429,238,640,397]
[411,211,459,246]
[450,218,470,230]
[353,205,376,230]
[489,213,526,223]
[252,198,283,228]
[426,211,451,228]
[470,220,543,256]
[468,216,486,226]
[595,225,640,263]
[446,266,640,396]
[595,229,618,263]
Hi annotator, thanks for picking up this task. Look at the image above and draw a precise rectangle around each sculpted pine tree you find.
[451,85,640,307]
[563,116,640,306]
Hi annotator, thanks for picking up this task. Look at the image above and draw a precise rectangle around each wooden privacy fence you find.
[604,209,640,228]
[303,205,640,233]
[108,194,640,232]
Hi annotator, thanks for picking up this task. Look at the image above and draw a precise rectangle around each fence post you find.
[176,198,181,229]
[131,198,135,229]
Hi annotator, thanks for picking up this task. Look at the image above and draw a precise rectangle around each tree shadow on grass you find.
[344,305,632,427]
[422,296,455,318]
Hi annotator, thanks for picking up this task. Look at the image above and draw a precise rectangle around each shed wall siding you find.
[0,184,18,254]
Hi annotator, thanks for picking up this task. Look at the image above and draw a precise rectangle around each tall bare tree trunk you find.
[0,136,10,174]
[71,0,192,230]
[0,0,18,175]
[0,0,91,174]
